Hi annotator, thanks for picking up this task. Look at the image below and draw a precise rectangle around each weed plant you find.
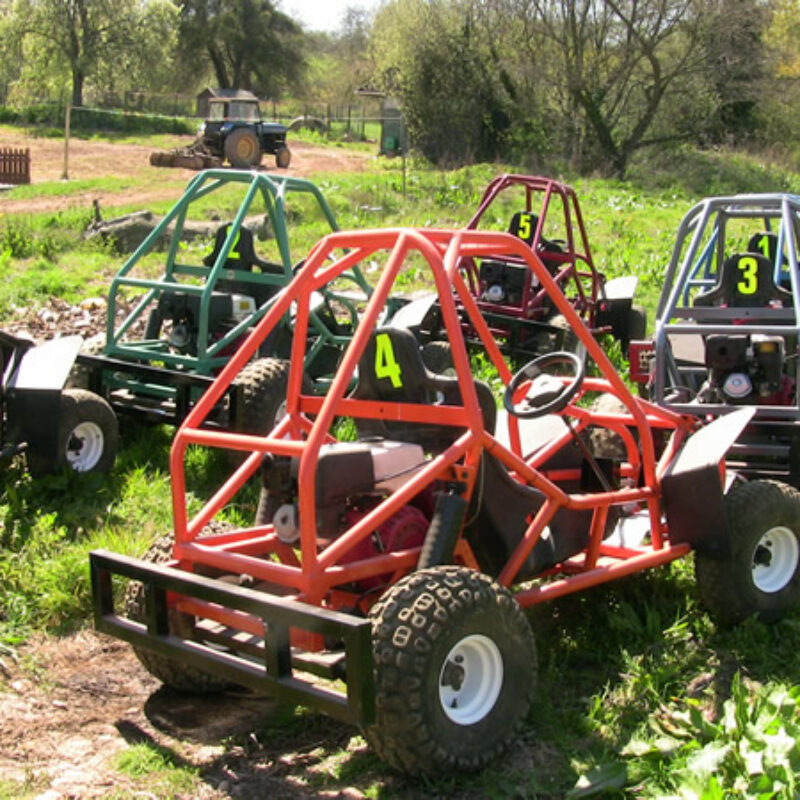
[2,139,800,797]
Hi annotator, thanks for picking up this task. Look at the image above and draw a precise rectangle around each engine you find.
[259,439,432,590]
[700,333,793,405]
[478,260,532,306]
[146,290,256,356]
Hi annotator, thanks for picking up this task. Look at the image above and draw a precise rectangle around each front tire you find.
[124,530,233,692]
[275,145,291,169]
[364,565,537,774]
[695,480,800,624]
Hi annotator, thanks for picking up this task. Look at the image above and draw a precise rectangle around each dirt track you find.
[0,132,372,216]
[0,632,372,798]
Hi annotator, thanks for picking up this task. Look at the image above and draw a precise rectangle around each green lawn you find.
[2,137,800,798]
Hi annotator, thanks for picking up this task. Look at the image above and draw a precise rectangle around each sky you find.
[284,0,379,33]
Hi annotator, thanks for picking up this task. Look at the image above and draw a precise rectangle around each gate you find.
[0,147,30,185]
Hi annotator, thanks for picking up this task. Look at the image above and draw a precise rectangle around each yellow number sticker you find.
[758,234,771,260]
[516,213,532,241]
[737,255,759,296]
[374,333,403,388]
[517,212,535,242]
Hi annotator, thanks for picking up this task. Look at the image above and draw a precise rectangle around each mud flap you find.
[595,276,637,340]
[5,335,83,461]
[662,407,756,558]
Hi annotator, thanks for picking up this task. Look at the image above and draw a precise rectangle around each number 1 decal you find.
[737,255,759,296]
[758,234,771,260]
[374,333,403,388]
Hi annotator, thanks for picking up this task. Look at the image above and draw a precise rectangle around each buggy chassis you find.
[77,169,376,430]
[91,226,790,774]
[631,193,800,484]
[411,174,640,356]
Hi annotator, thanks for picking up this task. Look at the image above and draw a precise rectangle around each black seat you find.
[204,223,283,307]
[693,252,791,309]
[351,327,496,449]
[204,223,283,274]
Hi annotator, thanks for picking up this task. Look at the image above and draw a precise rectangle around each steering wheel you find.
[503,351,585,419]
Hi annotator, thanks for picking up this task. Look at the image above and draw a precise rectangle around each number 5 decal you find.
[516,213,532,241]
[374,333,403,388]
[737,255,759,296]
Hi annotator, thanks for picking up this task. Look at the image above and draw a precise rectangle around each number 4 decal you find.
[374,333,403,388]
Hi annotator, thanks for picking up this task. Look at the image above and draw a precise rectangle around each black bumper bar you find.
[89,549,375,726]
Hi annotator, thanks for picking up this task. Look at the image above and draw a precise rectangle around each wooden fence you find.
[0,147,30,185]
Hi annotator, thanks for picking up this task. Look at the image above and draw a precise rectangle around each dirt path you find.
[0,132,372,216]
[0,631,379,798]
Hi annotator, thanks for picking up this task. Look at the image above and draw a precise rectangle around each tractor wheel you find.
[225,128,262,168]
[364,565,537,775]
[695,480,800,625]
[421,340,455,376]
[124,528,234,693]
[275,145,291,169]
[28,389,118,476]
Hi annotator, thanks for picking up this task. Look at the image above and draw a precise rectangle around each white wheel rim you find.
[438,634,503,725]
[752,525,799,593]
[65,422,104,471]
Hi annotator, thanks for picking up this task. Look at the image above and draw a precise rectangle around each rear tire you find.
[627,304,647,342]
[124,528,234,693]
[28,389,118,476]
[364,565,537,774]
[695,480,800,625]
[225,129,261,168]
[235,358,292,437]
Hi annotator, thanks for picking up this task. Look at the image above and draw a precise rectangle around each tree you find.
[373,0,513,164]
[515,0,716,177]
[9,0,154,107]
[176,0,306,96]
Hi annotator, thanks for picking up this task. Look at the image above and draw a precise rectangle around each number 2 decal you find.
[374,333,403,388]
[737,255,759,296]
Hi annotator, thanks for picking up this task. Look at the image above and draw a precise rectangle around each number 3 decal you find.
[737,255,759,296]
[374,333,403,388]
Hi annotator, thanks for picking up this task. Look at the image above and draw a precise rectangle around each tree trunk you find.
[71,69,84,108]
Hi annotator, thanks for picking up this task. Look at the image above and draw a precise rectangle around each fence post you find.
[62,104,71,180]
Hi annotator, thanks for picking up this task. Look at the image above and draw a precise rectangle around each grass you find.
[2,134,800,796]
